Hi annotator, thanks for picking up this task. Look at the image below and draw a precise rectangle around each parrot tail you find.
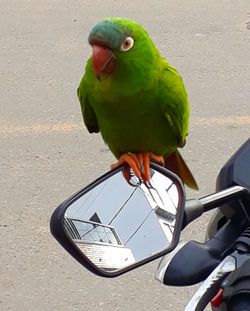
[164,150,198,190]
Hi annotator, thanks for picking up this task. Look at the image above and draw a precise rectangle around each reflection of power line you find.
[124,208,154,245]
[78,180,108,220]
[108,186,138,225]
[71,190,92,219]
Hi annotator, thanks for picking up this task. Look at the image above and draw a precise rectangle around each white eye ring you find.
[119,37,134,52]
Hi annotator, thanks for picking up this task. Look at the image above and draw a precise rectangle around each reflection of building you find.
[155,207,175,242]
[64,217,135,270]
[141,183,177,242]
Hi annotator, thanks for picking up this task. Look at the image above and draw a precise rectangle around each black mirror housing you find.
[50,163,185,278]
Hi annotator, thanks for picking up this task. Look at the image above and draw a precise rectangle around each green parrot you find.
[77,17,198,190]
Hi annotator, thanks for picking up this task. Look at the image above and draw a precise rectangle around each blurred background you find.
[1,1,250,310]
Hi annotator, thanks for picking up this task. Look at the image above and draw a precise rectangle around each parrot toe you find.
[111,153,142,179]
[111,152,165,186]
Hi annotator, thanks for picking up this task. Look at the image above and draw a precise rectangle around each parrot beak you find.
[92,45,116,79]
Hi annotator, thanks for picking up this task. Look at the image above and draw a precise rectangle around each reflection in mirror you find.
[63,169,180,272]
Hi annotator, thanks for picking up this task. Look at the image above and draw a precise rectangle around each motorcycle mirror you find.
[50,163,185,277]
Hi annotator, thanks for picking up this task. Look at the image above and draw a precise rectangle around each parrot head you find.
[88,18,158,80]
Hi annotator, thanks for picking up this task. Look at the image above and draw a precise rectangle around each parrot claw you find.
[111,152,164,188]
[143,179,155,189]
[122,166,141,187]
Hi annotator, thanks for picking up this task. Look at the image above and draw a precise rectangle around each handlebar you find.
[218,258,250,310]
[162,220,242,286]
[158,185,250,309]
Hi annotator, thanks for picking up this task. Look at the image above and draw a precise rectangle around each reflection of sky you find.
[65,171,178,261]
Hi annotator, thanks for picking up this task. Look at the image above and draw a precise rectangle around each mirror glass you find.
[63,168,182,272]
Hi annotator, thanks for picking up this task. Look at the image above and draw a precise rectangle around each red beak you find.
[92,45,115,77]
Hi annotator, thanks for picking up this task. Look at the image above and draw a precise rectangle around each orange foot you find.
[111,152,164,184]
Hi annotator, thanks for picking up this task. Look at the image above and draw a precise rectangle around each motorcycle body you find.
[50,139,250,310]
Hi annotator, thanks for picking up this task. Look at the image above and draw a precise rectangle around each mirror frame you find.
[50,163,186,277]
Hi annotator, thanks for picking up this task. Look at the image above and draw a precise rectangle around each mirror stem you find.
[182,186,250,229]
[182,199,204,229]
[199,186,249,212]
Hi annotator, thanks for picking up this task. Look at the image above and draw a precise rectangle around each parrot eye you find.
[119,37,134,52]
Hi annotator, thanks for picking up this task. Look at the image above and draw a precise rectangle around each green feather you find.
[77,18,197,189]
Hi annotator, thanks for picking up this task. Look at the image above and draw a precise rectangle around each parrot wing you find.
[77,77,99,134]
[159,63,189,147]
[159,63,198,190]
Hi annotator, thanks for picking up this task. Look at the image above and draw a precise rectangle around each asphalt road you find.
[1,1,250,310]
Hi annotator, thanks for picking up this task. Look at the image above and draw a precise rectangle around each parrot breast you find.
[89,82,177,158]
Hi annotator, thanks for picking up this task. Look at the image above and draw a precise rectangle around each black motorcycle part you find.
[163,220,242,286]
[182,198,204,229]
[216,139,250,223]
[163,241,220,286]
[234,227,250,254]
[217,138,250,191]
[220,259,250,311]
[230,295,250,311]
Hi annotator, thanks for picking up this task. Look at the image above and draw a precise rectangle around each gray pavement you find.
[1,1,250,310]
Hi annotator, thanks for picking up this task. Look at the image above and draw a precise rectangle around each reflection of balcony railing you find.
[64,218,122,246]
[64,218,135,270]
